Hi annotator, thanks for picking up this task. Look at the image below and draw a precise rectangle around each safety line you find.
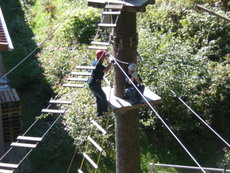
[66,147,78,173]
[94,118,110,173]
[110,55,206,173]
[171,90,230,148]
[0,2,78,81]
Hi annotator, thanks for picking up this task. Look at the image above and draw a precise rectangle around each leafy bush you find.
[62,8,100,44]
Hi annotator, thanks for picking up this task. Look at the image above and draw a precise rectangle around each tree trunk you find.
[113,11,141,173]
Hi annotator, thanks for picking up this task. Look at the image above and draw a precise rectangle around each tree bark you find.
[113,11,141,173]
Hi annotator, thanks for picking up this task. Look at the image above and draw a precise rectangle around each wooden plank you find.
[88,45,108,50]
[49,100,72,104]
[70,72,91,76]
[105,0,126,4]
[78,169,84,173]
[67,78,88,82]
[0,163,18,169]
[11,89,20,101]
[17,136,43,142]
[0,169,14,173]
[2,90,10,103]
[6,90,14,102]
[91,41,110,46]
[103,11,121,15]
[88,136,103,152]
[83,153,98,169]
[105,4,123,10]
[98,23,116,27]
[76,66,95,70]
[90,119,106,135]
[62,84,84,88]
[102,86,161,112]
[41,109,65,114]
[11,142,37,148]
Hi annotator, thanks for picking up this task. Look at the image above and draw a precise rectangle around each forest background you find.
[0,0,229,172]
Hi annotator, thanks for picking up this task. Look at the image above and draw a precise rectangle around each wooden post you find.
[113,11,141,173]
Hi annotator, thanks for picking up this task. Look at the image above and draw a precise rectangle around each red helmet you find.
[96,50,108,60]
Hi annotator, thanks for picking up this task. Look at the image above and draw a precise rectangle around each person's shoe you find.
[96,112,103,117]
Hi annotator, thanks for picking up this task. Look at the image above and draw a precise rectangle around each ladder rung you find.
[91,120,106,135]
[62,84,84,88]
[0,169,14,173]
[0,163,18,169]
[105,4,123,10]
[90,41,110,46]
[88,136,103,152]
[103,11,121,15]
[49,100,72,104]
[42,109,65,114]
[70,72,91,76]
[76,66,95,70]
[67,78,88,82]
[98,23,116,27]
[11,142,37,148]
[78,169,83,173]
[88,45,108,50]
[105,0,126,4]
[17,136,43,142]
[82,153,98,169]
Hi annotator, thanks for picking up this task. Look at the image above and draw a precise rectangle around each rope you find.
[171,90,230,148]
[94,118,110,173]
[110,55,206,173]
[0,3,78,81]
[66,148,78,173]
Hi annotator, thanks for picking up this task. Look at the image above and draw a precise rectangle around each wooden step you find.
[88,136,103,152]
[90,119,106,135]
[67,78,88,82]
[98,23,116,27]
[11,142,37,148]
[105,4,123,10]
[78,170,83,173]
[105,0,126,4]
[0,169,13,173]
[17,136,43,142]
[76,66,95,70]
[83,153,98,169]
[49,100,72,104]
[0,163,18,169]
[88,45,108,50]
[91,41,110,46]
[70,72,91,76]
[41,109,65,114]
[62,84,84,88]
[103,11,121,15]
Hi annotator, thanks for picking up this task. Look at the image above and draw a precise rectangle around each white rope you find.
[111,55,206,173]
[171,90,230,148]
[0,2,78,80]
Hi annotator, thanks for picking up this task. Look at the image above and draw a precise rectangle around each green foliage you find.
[62,8,100,44]
[137,0,230,167]
[3,0,229,172]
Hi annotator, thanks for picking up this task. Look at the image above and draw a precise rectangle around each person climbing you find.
[124,63,145,105]
[88,50,113,117]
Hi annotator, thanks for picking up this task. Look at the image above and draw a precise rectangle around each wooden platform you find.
[0,7,14,51]
[88,0,155,12]
[102,86,161,112]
